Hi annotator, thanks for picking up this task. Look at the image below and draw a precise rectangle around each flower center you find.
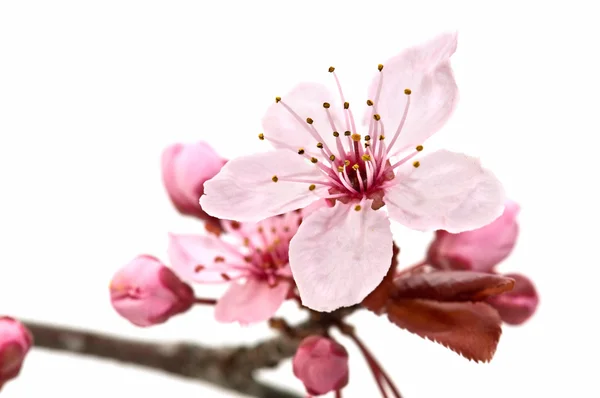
[263,64,425,209]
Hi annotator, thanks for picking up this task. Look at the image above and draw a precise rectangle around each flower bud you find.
[427,200,520,272]
[293,336,349,396]
[110,255,195,327]
[0,317,33,390]
[486,273,539,325]
[161,141,227,223]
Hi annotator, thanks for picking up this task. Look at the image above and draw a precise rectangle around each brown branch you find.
[21,306,357,398]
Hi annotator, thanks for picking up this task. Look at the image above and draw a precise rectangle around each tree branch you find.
[21,307,357,398]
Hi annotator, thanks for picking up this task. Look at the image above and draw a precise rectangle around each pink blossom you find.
[427,200,520,272]
[200,32,506,312]
[0,317,33,390]
[486,273,539,325]
[167,210,314,324]
[293,336,349,396]
[110,255,195,327]
[161,141,227,222]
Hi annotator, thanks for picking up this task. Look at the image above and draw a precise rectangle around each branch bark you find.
[21,307,357,398]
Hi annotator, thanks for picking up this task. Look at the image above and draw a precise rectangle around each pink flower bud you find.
[110,255,195,327]
[487,273,539,325]
[161,141,227,222]
[427,200,520,272]
[0,317,33,390]
[293,336,349,396]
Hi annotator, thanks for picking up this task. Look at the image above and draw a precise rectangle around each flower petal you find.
[385,150,505,233]
[289,200,393,312]
[262,83,343,155]
[486,273,539,325]
[364,32,458,154]
[167,233,245,283]
[200,149,329,222]
[214,279,290,324]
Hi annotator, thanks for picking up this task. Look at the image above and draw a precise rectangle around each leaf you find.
[393,271,514,302]
[387,299,502,362]
[362,243,400,314]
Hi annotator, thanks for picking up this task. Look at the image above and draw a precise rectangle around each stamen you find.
[386,89,412,154]
[272,175,278,182]
[309,184,316,191]
[416,145,423,151]
[354,205,362,211]
[258,133,264,140]
[413,161,420,168]
[298,148,305,154]
[275,96,281,103]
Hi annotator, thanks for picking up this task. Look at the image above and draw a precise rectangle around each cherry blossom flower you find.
[200,32,506,312]
[167,208,316,324]
[0,317,32,390]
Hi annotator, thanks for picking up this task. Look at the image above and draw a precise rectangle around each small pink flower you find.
[167,209,314,324]
[427,200,520,272]
[0,317,33,390]
[293,336,349,396]
[486,273,539,325]
[161,141,227,222]
[110,255,195,327]
[200,32,506,312]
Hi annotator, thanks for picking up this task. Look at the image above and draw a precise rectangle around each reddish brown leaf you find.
[362,244,400,314]
[393,271,515,302]
[387,299,502,362]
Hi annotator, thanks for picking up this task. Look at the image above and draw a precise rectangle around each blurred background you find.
[1,0,599,396]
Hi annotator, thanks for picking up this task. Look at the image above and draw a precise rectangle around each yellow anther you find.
[309,184,316,191]
[328,66,335,73]
[365,135,371,141]
[333,131,340,137]
[275,96,281,103]
[214,256,225,263]
[404,88,412,95]
[352,164,360,170]
[343,102,349,109]
[362,154,372,161]
[378,64,384,71]
[298,148,305,155]
[354,205,362,211]
[373,114,381,121]
[379,135,385,140]
[344,131,351,136]
[337,165,344,172]
[316,142,324,149]
[323,102,330,108]
[351,133,361,142]
[329,154,335,161]
[258,133,264,140]
[310,157,318,163]
[413,161,420,168]
[306,117,314,124]
[344,159,350,166]
[272,175,279,182]
[366,99,373,106]
[416,145,423,151]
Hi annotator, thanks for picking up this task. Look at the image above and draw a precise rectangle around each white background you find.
[1,1,598,397]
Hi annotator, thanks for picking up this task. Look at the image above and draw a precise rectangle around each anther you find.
[310,157,318,163]
[352,164,360,170]
[416,145,423,151]
[275,96,281,103]
[220,273,231,281]
[258,133,264,140]
[413,161,420,168]
[344,160,350,166]
[378,64,384,71]
[230,221,241,230]
[366,99,374,106]
[404,88,412,95]
[337,165,344,172]
[379,135,385,140]
[329,154,336,161]
[306,117,314,124]
[298,148,305,155]
[362,154,372,161]
[316,142,324,149]
[328,66,335,73]
[214,256,225,263]
[194,265,205,272]
[354,205,362,211]
[333,131,339,137]
[351,133,361,142]
[309,184,316,191]
[344,131,351,136]
[343,102,349,109]
[323,102,330,108]
[373,114,381,121]
[365,135,371,141]
[272,175,279,182]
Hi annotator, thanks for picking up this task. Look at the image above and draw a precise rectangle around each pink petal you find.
[486,273,539,325]
[364,32,458,154]
[289,201,393,312]
[214,279,290,324]
[167,233,245,283]
[200,149,328,222]
[262,83,343,155]
[385,150,505,233]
